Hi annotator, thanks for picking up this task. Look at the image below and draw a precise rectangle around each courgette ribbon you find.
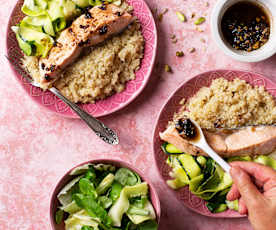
[164,142,276,213]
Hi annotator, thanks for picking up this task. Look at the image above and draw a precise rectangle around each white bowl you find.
[211,0,276,62]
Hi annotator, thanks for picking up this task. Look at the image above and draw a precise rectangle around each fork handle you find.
[49,87,119,145]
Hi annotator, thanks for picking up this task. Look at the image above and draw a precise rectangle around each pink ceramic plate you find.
[6,0,157,118]
[50,159,161,230]
[153,69,276,218]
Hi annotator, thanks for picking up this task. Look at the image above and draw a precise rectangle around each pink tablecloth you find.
[1,0,276,229]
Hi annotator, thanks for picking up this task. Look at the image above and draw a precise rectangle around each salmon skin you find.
[38,4,134,89]
[160,125,276,157]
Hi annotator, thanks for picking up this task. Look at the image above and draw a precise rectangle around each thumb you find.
[230,166,264,210]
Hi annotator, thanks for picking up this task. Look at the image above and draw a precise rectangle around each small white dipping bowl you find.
[211,0,276,62]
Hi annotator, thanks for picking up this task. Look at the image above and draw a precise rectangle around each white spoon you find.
[188,119,231,173]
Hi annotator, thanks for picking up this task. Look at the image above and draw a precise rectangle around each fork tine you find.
[5,55,33,84]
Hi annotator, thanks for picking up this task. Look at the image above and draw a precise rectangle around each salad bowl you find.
[50,159,161,229]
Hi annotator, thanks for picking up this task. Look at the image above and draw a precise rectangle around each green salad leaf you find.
[138,220,158,230]
[115,168,141,186]
[98,196,113,209]
[81,226,93,230]
[79,178,97,198]
[73,193,113,227]
[55,209,64,224]
[110,181,123,202]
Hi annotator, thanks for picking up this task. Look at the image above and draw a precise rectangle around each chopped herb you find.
[176,11,186,22]
[176,51,184,57]
[194,17,206,25]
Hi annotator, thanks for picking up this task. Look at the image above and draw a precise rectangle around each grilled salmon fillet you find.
[160,125,276,157]
[38,4,134,89]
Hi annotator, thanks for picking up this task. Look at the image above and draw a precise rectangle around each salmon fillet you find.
[38,4,134,89]
[160,125,276,157]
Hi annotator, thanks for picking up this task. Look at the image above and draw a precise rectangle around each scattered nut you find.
[188,47,196,53]
[176,51,184,57]
[194,17,206,25]
[176,11,187,22]
[164,64,172,72]
[191,12,196,18]
[158,8,168,22]
[195,27,204,32]
[205,2,209,7]
[172,39,178,44]
[200,38,206,43]
[170,34,176,39]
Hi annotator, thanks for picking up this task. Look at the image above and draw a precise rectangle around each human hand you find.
[227,161,276,230]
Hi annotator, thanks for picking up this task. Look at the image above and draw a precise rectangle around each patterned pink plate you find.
[153,69,276,218]
[6,0,157,118]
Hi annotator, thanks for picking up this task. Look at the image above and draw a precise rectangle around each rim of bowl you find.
[50,159,161,229]
[152,68,276,217]
[5,0,158,118]
[211,0,276,62]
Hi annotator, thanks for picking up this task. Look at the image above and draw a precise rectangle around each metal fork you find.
[6,53,119,145]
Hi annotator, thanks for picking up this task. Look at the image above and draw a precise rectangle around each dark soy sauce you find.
[221,1,270,52]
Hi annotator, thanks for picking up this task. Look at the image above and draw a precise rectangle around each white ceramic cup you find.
[211,0,276,62]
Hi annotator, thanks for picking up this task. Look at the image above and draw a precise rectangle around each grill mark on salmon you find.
[160,125,276,157]
[38,4,134,88]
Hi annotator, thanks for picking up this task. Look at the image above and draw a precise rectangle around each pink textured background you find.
[2,0,276,229]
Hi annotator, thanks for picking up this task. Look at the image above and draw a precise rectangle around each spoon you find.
[189,119,231,173]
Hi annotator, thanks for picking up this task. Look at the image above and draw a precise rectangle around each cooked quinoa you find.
[22,2,144,104]
[175,78,276,129]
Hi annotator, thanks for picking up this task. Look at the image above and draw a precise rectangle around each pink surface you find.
[3,0,276,229]
[6,0,157,118]
[50,159,161,229]
[153,70,276,218]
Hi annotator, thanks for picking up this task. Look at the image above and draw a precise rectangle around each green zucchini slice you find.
[12,26,33,56]
[161,142,183,155]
